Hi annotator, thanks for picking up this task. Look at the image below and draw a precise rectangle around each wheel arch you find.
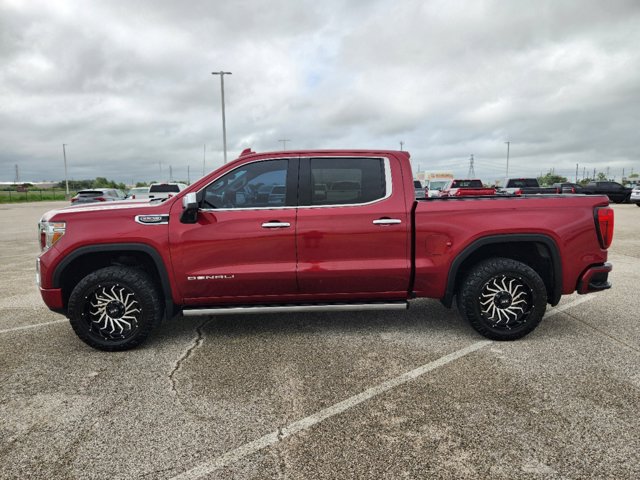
[52,243,175,318]
[442,234,562,308]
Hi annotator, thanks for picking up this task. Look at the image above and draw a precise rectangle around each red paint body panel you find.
[36,149,612,314]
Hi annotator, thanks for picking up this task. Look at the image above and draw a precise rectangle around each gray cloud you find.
[1,0,639,185]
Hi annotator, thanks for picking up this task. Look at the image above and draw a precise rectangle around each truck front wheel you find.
[67,266,163,351]
[458,258,547,341]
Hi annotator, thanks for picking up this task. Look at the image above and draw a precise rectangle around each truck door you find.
[296,156,411,296]
[170,158,299,303]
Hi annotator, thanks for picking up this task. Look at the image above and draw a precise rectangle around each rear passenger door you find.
[296,156,411,296]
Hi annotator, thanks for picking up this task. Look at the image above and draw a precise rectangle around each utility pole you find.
[202,144,206,176]
[606,166,610,180]
[504,141,510,185]
[400,141,404,151]
[159,161,162,180]
[582,166,585,180]
[187,165,190,184]
[169,165,173,182]
[14,164,19,184]
[62,144,69,198]
[575,163,579,183]
[468,154,476,177]
[593,168,596,180]
[211,71,232,164]
[278,139,290,150]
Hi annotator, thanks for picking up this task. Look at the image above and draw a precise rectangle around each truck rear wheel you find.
[457,258,547,341]
[67,266,163,351]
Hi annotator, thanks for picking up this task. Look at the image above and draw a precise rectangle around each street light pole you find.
[504,141,510,185]
[62,144,69,197]
[212,71,232,164]
[278,139,290,150]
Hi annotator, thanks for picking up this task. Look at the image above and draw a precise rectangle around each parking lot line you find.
[0,318,67,334]
[170,340,492,480]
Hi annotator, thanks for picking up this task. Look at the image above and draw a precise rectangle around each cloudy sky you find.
[1,0,639,184]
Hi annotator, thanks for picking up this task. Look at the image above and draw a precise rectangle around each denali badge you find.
[135,215,169,225]
[187,275,235,280]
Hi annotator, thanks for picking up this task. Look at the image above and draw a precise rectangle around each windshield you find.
[507,179,539,188]
[451,180,483,188]
[428,181,448,190]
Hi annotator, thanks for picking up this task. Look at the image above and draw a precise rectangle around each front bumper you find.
[577,263,612,294]
[40,287,64,311]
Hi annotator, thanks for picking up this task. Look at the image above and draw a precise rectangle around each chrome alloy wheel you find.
[83,284,142,340]
[479,275,533,329]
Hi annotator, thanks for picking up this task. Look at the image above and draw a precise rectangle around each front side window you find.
[308,157,386,206]
[202,159,288,209]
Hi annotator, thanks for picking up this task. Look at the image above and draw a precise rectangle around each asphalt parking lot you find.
[1,201,639,479]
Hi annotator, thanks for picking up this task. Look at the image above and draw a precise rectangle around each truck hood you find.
[40,199,171,222]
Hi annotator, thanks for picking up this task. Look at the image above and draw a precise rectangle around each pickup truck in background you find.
[439,179,496,197]
[37,149,614,351]
[500,178,558,195]
[581,181,631,204]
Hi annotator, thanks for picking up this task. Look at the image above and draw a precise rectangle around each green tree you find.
[537,171,567,186]
[596,172,607,181]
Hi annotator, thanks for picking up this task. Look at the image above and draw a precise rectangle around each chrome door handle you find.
[261,222,291,228]
[373,218,402,225]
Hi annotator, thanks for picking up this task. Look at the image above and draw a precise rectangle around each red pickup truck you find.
[37,150,613,351]
[439,179,496,197]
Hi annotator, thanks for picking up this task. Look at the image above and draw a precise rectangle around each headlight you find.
[38,221,66,251]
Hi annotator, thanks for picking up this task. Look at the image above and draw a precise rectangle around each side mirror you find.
[180,192,199,224]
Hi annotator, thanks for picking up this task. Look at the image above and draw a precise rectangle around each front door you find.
[170,158,298,304]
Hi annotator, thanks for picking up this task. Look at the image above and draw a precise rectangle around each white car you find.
[148,183,188,199]
[630,185,640,207]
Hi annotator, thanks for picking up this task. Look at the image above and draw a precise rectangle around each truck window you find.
[308,157,386,206]
[202,160,288,209]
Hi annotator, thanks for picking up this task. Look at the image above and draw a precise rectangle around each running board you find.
[182,301,409,317]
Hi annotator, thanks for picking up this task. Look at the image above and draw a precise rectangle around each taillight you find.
[514,188,522,196]
[71,197,78,203]
[95,197,107,202]
[131,194,136,199]
[595,207,614,249]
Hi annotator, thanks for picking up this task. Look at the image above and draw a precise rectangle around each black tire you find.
[67,266,163,351]
[457,257,547,341]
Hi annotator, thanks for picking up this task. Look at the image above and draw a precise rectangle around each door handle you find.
[261,222,291,228]
[373,218,402,225]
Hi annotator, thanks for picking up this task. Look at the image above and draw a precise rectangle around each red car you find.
[37,149,613,350]
[439,179,496,197]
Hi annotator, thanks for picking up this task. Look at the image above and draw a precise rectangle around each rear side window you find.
[307,157,386,206]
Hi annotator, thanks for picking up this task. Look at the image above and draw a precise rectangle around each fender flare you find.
[52,243,175,317]
[442,234,562,307]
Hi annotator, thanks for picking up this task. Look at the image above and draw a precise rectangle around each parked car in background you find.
[581,181,631,204]
[70,189,126,204]
[414,180,425,199]
[552,182,583,194]
[439,179,496,197]
[426,178,452,197]
[127,186,150,200]
[630,185,640,207]
[148,183,188,199]
[499,178,557,195]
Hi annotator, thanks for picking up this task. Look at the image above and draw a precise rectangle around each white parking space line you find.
[0,319,67,334]
[544,295,595,319]
[170,295,598,479]
[170,340,492,480]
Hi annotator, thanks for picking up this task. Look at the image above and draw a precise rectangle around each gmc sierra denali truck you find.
[37,150,614,351]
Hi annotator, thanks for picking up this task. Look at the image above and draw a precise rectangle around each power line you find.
[467,154,475,177]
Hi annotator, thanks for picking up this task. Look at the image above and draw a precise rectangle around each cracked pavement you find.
[0,201,639,479]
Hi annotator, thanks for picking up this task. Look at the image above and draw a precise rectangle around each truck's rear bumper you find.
[577,263,612,294]
[40,287,64,311]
